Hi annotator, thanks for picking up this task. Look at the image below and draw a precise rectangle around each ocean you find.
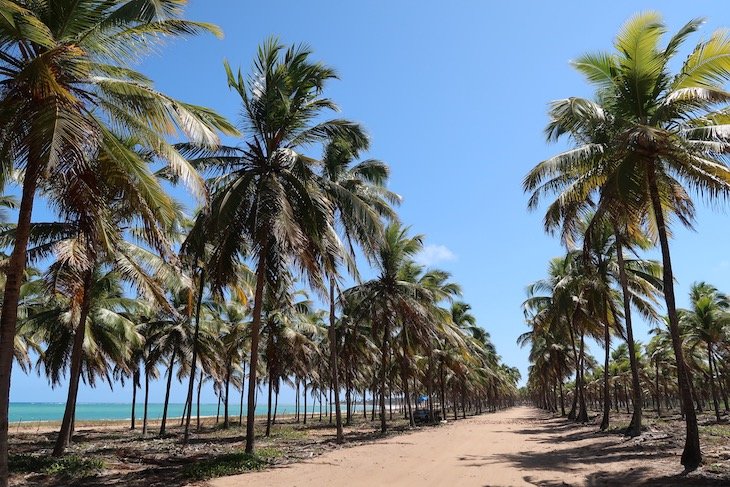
[8,402,298,423]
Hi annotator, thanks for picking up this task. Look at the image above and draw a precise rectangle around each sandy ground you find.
[207,406,708,487]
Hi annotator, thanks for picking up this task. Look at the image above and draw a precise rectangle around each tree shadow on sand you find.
[459,415,723,486]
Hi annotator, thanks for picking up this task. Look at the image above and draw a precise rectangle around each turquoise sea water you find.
[8,402,297,423]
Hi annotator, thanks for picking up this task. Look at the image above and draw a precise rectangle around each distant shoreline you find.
[7,402,301,425]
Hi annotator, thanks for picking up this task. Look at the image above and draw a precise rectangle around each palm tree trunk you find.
[295,379,300,423]
[265,375,273,437]
[402,348,414,427]
[131,370,139,430]
[566,316,580,419]
[453,388,458,420]
[224,360,232,429]
[53,270,94,456]
[303,379,308,425]
[216,389,221,423]
[558,363,566,416]
[379,319,390,434]
[389,386,393,420]
[239,364,246,426]
[647,162,701,469]
[179,400,187,427]
[197,370,203,431]
[601,306,611,430]
[707,344,721,422]
[439,360,446,421]
[346,366,352,425]
[312,386,317,420]
[718,369,729,412]
[273,387,279,424]
[245,254,267,453]
[159,348,177,436]
[427,354,434,423]
[461,388,466,419]
[0,159,39,485]
[328,278,344,440]
[143,364,150,435]
[183,269,205,444]
[655,360,661,418]
[576,333,588,422]
[613,232,643,436]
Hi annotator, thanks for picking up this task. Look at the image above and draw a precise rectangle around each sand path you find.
[208,406,687,487]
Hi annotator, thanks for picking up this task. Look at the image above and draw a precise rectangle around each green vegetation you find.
[9,454,104,479]
[0,2,517,486]
[523,11,730,471]
[182,447,281,480]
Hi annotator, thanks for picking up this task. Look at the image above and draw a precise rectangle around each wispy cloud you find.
[415,244,457,266]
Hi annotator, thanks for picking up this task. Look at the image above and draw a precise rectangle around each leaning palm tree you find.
[6,133,188,456]
[29,270,143,443]
[183,38,366,453]
[0,2,236,479]
[522,13,730,468]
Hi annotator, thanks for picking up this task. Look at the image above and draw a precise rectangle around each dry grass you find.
[8,407,730,486]
[8,413,417,486]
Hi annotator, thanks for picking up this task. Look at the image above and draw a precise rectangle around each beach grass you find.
[182,447,281,480]
[10,453,105,479]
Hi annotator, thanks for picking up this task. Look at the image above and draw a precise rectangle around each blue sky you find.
[11,1,730,406]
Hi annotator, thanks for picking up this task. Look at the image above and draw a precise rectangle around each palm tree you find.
[206,295,250,429]
[316,136,400,442]
[144,287,214,437]
[523,254,598,422]
[343,224,427,433]
[184,38,366,453]
[9,133,188,456]
[0,2,236,479]
[522,13,730,468]
[29,270,143,445]
[579,218,662,432]
[680,282,730,422]
[260,281,320,436]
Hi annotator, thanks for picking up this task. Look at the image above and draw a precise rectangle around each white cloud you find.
[415,244,457,266]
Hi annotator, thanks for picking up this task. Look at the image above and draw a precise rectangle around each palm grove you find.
[0,1,519,486]
[522,12,730,471]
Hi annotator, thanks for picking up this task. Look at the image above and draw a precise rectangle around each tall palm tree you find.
[316,136,400,442]
[206,294,250,429]
[579,218,662,432]
[10,134,187,456]
[28,270,143,443]
[0,2,236,479]
[183,38,366,453]
[343,224,427,433]
[522,13,730,467]
[523,254,598,422]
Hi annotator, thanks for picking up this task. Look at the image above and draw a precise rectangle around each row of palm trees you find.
[521,12,730,470]
[523,274,730,432]
[0,2,517,485]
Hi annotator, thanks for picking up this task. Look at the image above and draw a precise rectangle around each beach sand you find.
[207,406,706,487]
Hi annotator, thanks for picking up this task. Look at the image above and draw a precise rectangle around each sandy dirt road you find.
[207,406,702,487]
